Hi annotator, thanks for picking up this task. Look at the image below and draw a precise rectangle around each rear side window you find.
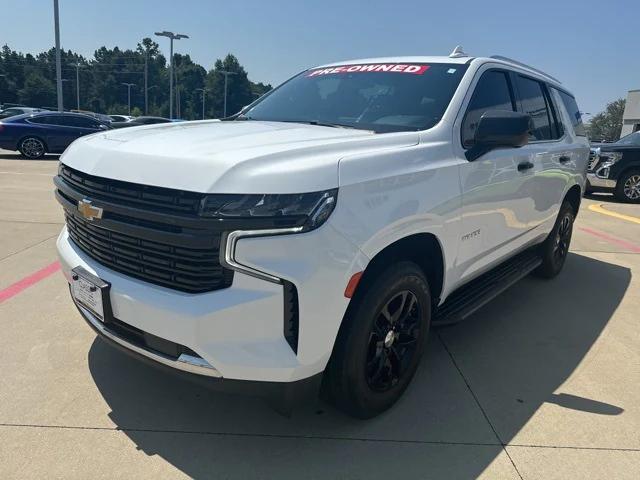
[555,89,586,137]
[28,117,52,125]
[65,116,98,128]
[515,75,559,141]
[462,70,515,148]
[44,115,73,127]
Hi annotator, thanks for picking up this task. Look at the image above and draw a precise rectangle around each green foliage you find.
[18,72,55,107]
[586,99,626,142]
[0,40,271,120]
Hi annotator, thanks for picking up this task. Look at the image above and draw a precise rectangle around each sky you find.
[2,0,638,116]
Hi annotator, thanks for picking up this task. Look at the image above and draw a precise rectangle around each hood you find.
[598,144,638,153]
[60,120,419,193]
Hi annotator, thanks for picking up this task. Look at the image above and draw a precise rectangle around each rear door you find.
[511,74,572,235]
[35,115,77,152]
[453,67,543,282]
[46,116,101,151]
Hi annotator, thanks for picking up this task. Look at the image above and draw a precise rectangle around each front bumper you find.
[75,300,323,410]
[57,222,367,384]
[587,173,616,190]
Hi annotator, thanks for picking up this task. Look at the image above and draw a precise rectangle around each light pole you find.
[122,83,136,115]
[219,70,237,118]
[53,0,63,112]
[154,31,189,119]
[75,63,81,110]
[195,88,208,120]
[144,51,148,115]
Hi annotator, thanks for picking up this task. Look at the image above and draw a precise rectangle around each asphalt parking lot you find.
[0,150,639,479]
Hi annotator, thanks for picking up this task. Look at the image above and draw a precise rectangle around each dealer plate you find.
[71,269,105,321]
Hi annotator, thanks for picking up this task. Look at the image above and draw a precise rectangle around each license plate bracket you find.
[70,266,113,323]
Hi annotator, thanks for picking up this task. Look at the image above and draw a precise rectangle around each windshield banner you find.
[307,64,430,77]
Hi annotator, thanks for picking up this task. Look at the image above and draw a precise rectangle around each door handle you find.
[559,155,571,163]
[517,161,534,172]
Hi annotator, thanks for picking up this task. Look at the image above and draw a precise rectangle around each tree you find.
[587,99,626,142]
[18,72,55,107]
[205,54,256,118]
[1,43,270,119]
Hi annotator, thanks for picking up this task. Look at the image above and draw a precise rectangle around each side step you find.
[432,249,542,327]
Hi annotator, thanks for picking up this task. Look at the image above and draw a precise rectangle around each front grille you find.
[58,166,234,293]
[59,164,202,215]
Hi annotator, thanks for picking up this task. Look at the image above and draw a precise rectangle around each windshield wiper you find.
[277,119,362,130]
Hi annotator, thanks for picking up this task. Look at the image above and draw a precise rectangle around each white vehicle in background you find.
[55,48,589,418]
[108,114,135,123]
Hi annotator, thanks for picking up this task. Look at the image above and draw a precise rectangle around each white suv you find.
[55,51,589,418]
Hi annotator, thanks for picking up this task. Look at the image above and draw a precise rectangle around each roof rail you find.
[490,55,562,84]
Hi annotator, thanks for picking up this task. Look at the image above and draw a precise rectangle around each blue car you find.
[0,111,110,159]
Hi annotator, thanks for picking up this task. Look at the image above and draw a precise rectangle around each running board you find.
[433,249,542,327]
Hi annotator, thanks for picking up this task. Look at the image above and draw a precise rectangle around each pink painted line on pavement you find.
[0,261,61,304]
[578,227,640,253]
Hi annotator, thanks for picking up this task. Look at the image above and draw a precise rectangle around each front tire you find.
[533,201,574,279]
[324,262,431,419]
[615,169,640,203]
[18,137,46,159]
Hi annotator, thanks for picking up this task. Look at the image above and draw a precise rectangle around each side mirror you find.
[466,110,531,161]
[98,124,109,130]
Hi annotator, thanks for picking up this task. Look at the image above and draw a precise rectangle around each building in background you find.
[621,89,640,137]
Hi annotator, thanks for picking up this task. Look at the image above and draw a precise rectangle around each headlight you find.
[199,189,338,231]
[600,151,623,164]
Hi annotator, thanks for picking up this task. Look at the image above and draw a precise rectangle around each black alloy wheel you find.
[323,261,431,419]
[534,201,575,279]
[365,290,421,392]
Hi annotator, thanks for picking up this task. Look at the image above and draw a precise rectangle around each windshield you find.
[241,63,468,133]
[615,131,640,146]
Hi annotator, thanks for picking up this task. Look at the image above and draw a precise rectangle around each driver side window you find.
[462,70,516,148]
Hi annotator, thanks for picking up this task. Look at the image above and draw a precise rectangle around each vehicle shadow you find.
[88,252,630,479]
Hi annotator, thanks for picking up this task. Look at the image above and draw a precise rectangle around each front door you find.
[453,68,544,283]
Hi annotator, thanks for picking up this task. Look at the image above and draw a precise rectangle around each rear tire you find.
[324,262,431,419]
[18,136,46,159]
[614,169,640,203]
[533,201,574,279]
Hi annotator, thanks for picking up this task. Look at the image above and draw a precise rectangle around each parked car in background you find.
[587,131,640,202]
[110,116,172,128]
[0,106,45,119]
[109,114,134,122]
[71,111,113,124]
[0,111,110,158]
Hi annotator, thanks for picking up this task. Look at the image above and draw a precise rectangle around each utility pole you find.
[122,83,135,115]
[144,51,148,115]
[175,68,180,118]
[75,63,81,110]
[154,31,189,119]
[53,0,63,112]
[219,70,237,118]
[196,88,207,120]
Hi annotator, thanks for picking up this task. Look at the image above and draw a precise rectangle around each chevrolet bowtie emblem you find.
[77,199,103,221]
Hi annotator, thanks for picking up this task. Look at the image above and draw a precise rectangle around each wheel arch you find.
[616,163,640,182]
[563,183,582,216]
[350,233,445,309]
